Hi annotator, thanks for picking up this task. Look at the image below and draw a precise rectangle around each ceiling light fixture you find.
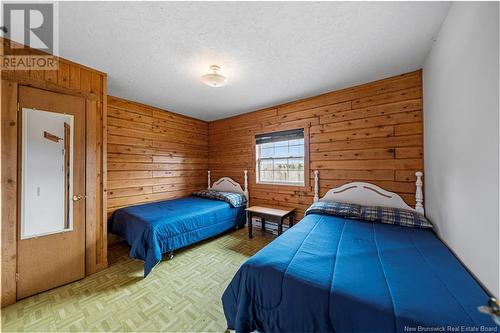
[201,65,227,87]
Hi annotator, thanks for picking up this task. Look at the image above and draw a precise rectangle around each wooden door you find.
[16,86,86,299]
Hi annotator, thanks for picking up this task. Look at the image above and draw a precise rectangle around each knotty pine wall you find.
[209,70,423,218]
[106,96,208,216]
[1,38,107,306]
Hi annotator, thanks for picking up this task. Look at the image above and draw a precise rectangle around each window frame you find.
[252,125,310,191]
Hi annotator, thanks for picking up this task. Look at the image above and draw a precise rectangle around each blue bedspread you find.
[222,213,496,332]
[110,196,245,276]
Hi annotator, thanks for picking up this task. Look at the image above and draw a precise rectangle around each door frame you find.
[0,78,108,306]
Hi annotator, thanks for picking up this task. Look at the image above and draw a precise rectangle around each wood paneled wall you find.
[209,70,423,218]
[106,96,208,215]
[1,38,107,306]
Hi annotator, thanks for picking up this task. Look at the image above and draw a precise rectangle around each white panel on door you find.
[21,108,74,239]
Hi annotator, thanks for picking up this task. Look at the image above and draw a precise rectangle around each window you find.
[256,129,305,186]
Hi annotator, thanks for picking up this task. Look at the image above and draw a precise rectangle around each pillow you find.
[360,206,432,229]
[192,189,247,208]
[305,201,361,219]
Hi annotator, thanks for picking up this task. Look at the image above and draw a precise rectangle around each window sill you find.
[257,181,304,187]
[253,182,310,193]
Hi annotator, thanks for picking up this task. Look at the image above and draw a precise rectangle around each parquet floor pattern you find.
[1,228,272,332]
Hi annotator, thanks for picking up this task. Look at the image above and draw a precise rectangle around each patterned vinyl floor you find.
[1,228,272,332]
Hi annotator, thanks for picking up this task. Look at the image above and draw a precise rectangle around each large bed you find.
[110,171,248,277]
[222,172,496,332]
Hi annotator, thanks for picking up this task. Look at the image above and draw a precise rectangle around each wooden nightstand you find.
[245,206,295,238]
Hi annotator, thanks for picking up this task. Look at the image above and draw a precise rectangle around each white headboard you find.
[208,170,249,201]
[313,170,425,215]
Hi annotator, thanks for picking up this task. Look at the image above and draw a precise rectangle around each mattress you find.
[110,196,246,276]
[222,213,496,332]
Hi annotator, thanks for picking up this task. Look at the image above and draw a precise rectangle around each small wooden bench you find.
[245,206,295,238]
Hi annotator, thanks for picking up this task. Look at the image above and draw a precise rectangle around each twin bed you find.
[110,171,249,276]
[110,169,496,331]
[222,172,496,332]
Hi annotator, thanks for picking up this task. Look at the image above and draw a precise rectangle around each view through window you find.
[255,129,305,185]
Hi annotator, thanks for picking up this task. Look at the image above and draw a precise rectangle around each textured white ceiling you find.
[59,2,451,121]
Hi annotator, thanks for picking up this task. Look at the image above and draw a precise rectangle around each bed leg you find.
[167,251,174,260]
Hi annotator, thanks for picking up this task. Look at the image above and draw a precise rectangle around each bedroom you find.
[1,1,499,332]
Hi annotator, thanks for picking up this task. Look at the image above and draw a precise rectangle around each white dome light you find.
[201,65,227,87]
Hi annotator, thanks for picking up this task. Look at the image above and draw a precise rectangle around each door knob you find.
[72,194,84,202]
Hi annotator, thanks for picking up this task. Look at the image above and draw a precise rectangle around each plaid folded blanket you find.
[305,201,361,219]
[192,189,247,208]
[306,201,432,229]
[360,206,432,229]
